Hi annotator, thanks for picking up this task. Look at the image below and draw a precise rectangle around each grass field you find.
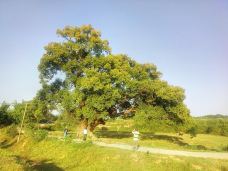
[92,119,228,152]
[1,119,228,171]
[1,133,228,171]
[48,118,228,152]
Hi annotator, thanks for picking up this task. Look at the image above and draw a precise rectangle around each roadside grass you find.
[1,132,228,171]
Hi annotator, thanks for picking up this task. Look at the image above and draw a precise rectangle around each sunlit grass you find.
[1,134,228,171]
[94,119,228,152]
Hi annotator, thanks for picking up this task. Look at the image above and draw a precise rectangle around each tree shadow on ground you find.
[95,130,132,139]
[94,130,209,150]
[142,134,189,147]
[145,134,209,150]
[14,155,64,171]
[0,139,17,149]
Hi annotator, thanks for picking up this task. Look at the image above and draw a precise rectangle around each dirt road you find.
[53,136,228,159]
[93,141,228,159]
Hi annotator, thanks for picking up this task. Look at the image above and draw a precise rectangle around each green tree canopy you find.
[38,25,191,131]
[0,102,12,125]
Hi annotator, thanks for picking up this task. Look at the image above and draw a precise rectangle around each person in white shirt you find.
[132,129,140,150]
[83,128,88,141]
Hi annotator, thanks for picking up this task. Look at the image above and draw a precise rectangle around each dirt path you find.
[92,141,228,159]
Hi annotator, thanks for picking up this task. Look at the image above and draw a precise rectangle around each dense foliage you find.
[0,102,12,126]
[194,118,228,136]
[37,25,191,131]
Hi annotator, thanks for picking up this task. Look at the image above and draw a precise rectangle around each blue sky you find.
[0,0,227,116]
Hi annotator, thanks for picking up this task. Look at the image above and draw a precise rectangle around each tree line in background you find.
[1,100,228,137]
[193,117,228,136]
[1,25,226,137]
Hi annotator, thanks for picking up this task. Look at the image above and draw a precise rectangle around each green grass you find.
[1,120,228,171]
[94,131,228,152]
[1,133,228,171]
[0,148,24,170]
[49,118,228,152]
[94,119,228,152]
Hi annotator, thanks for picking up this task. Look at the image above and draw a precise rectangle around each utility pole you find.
[17,103,28,143]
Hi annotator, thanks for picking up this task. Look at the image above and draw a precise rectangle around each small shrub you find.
[206,126,213,134]
[5,124,18,138]
[196,145,207,150]
[27,129,48,142]
[178,132,184,136]
[51,121,64,131]
[101,127,108,131]
[189,145,207,151]
[25,122,37,130]
[187,127,197,138]
[222,145,228,152]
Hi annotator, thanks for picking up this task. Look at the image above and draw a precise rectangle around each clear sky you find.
[0,0,227,116]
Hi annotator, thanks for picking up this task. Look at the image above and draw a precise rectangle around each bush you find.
[101,126,108,131]
[193,118,228,136]
[5,124,18,138]
[52,121,65,131]
[133,105,178,133]
[187,127,197,138]
[222,145,228,152]
[206,126,213,134]
[27,129,48,142]
[52,113,79,131]
[0,102,13,126]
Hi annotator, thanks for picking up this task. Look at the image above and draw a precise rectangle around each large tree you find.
[38,25,191,131]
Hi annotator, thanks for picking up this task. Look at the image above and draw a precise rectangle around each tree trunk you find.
[76,118,105,140]
[76,118,88,138]
[88,118,105,132]
[88,118,105,140]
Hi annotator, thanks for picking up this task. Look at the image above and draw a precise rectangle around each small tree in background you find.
[0,102,12,126]
[187,126,198,138]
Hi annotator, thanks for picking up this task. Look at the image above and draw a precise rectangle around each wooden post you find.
[17,103,28,143]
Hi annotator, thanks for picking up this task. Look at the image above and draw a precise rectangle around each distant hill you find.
[195,114,228,119]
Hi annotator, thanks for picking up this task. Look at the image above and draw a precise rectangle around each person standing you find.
[64,127,68,138]
[132,129,140,150]
[83,128,88,141]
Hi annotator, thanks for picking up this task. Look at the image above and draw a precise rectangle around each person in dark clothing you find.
[64,127,68,138]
